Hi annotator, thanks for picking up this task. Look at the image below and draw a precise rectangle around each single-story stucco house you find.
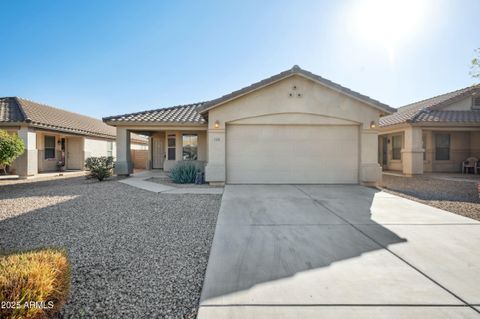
[103,65,395,185]
[378,84,480,175]
[0,97,148,177]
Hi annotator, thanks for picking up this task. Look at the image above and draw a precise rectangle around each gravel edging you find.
[147,177,222,189]
[0,177,221,319]
[380,174,480,221]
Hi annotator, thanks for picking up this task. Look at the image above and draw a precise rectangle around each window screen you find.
[392,135,402,160]
[435,134,450,160]
[44,136,56,159]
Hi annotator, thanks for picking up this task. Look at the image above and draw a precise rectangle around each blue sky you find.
[0,0,479,119]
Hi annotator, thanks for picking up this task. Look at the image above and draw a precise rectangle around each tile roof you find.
[379,84,480,127]
[413,110,480,123]
[0,97,147,143]
[0,97,25,122]
[104,66,393,125]
[103,102,207,124]
[199,65,395,114]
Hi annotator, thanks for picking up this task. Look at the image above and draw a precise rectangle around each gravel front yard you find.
[380,174,480,221]
[0,177,221,319]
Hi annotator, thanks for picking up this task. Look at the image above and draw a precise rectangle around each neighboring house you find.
[378,84,480,175]
[0,97,148,177]
[104,65,394,185]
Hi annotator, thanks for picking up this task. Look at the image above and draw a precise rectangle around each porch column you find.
[16,126,38,177]
[359,129,382,185]
[402,126,424,176]
[115,127,133,176]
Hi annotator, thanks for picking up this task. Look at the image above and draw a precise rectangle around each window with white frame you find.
[44,136,56,159]
[182,134,198,160]
[167,134,176,160]
[435,133,450,160]
[107,141,113,157]
[391,135,402,160]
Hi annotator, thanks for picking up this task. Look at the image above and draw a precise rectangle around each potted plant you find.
[57,160,65,172]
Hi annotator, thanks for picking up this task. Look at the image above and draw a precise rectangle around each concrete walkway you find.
[198,185,480,319]
[119,170,223,194]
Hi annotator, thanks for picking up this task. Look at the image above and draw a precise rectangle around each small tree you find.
[0,129,25,174]
[85,156,115,181]
[471,48,480,79]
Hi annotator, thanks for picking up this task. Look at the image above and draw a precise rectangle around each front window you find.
[107,141,113,157]
[182,134,198,160]
[44,136,56,159]
[422,134,426,160]
[167,134,176,160]
[392,135,402,160]
[435,133,450,160]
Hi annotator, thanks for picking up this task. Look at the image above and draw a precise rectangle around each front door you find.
[67,138,83,170]
[152,137,164,169]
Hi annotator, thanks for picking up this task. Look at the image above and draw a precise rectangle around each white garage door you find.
[226,124,359,184]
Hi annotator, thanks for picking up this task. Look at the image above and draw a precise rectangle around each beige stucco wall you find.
[471,131,480,158]
[84,137,113,158]
[431,131,470,172]
[205,75,384,184]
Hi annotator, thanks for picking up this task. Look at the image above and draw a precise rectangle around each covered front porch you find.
[379,126,480,175]
[114,126,207,175]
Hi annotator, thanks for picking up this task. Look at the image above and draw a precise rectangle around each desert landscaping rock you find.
[380,174,480,221]
[0,177,221,319]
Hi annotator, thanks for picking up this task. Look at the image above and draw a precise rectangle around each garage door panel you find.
[226,125,358,184]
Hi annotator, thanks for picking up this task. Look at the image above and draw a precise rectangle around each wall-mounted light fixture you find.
[370,121,376,129]
[214,120,220,128]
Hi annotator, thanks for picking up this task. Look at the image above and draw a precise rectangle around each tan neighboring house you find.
[0,97,147,178]
[378,84,480,175]
[104,65,394,185]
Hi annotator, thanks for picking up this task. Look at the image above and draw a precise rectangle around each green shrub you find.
[85,156,114,181]
[0,130,25,174]
[170,161,199,184]
[0,248,71,319]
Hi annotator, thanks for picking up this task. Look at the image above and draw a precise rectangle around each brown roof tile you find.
[103,102,207,124]
[0,97,147,143]
[379,84,480,127]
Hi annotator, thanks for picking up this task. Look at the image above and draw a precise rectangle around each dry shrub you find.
[0,249,71,319]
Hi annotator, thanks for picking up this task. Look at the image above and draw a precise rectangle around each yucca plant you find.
[169,161,199,184]
[0,248,71,319]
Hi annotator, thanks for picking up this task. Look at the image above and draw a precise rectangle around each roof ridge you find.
[398,84,480,110]
[15,96,107,123]
[12,97,30,122]
[102,101,207,121]
[199,65,393,113]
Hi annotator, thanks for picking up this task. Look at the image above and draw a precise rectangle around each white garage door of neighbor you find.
[226,124,359,184]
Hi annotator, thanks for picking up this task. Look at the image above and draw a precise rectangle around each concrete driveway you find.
[198,185,480,319]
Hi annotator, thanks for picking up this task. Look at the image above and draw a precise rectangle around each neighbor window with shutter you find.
[473,96,480,110]
[435,133,450,160]
[392,135,402,160]
[167,134,176,160]
[44,136,56,159]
